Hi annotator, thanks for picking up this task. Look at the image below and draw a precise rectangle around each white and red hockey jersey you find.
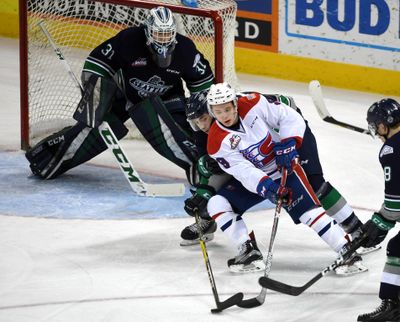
[207,92,306,194]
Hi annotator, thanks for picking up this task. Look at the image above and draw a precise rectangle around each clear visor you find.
[368,122,377,137]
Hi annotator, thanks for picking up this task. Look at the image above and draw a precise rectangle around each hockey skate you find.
[350,227,382,256]
[228,240,265,273]
[356,244,382,255]
[357,299,400,321]
[334,243,368,276]
[180,218,217,246]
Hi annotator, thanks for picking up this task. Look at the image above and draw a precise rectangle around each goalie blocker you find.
[26,92,198,182]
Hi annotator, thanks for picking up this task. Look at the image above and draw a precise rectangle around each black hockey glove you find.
[184,184,215,219]
[362,212,395,248]
[197,155,224,179]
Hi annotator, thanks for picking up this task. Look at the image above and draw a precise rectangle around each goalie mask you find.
[367,98,400,137]
[145,6,177,68]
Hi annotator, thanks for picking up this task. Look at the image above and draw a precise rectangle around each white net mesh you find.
[23,0,237,146]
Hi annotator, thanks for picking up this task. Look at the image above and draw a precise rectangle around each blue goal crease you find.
[0,150,274,220]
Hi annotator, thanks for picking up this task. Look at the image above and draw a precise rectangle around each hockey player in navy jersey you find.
[25,6,213,186]
[357,98,400,321]
[193,82,369,274]
[179,91,228,246]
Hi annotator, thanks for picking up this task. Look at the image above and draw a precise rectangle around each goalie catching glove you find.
[184,184,215,219]
[256,177,292,206]
[361,212,395,248]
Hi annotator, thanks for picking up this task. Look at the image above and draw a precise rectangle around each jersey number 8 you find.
[384,166,391,181]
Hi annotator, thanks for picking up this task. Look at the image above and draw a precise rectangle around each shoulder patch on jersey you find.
[237,93,261,119]
[380,145,394,158]
[229,134,241,149]
[192,53,207,75]
[207,122,230,155]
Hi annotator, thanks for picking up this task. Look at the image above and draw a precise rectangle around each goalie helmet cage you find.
[19,0,238,150]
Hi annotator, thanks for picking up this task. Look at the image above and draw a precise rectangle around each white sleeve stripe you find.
[81,69,106,78]
[381,271,400,286]
[187,74,214,87]
[86,57,116,76]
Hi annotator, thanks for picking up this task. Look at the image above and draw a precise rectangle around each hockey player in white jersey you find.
[205,83,368,274]
[182,89,375,271]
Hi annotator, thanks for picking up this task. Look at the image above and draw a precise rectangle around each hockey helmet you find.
[206,82,237,117]
[186,91,209,120]
[145,6,177,68]
[186,91,213,131]
[367,98,400,135]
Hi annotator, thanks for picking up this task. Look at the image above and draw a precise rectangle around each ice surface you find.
[1,37,399,322]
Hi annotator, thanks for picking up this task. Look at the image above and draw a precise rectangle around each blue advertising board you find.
[236,0,272,14]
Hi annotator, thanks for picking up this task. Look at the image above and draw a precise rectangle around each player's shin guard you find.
[299,207,350,252]
[208,195,249,248]
[316,181,362,234]
[379,234,400,299]
[128,96,198,175]
[207,194,264,273]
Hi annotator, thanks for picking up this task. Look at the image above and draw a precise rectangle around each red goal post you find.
[19,0,238,150]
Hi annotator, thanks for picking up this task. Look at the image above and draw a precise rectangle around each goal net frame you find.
[19,0,237,150]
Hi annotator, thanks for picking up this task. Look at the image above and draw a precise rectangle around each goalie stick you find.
[38,21,185,197]
[258,234,367,296]
[195,211,244,313]
[309,80,371,135]
[238,168,288,308]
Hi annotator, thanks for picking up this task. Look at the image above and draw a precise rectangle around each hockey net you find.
[19,0,238,149]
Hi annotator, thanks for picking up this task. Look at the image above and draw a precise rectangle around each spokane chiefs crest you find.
[230,134,241,149]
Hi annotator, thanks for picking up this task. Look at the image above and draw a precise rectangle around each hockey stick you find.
[195,211,244,313]
[258,234,367,296]
[238,168,288,308]
[38,20,185,197]
[309,80,371,135]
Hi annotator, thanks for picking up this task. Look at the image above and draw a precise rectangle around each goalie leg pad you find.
[73,72,119,127]
[25,125,82,178]
[128,96,198,173]
[25,113,128,179]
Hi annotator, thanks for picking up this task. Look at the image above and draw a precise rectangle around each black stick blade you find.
[259,277,305,296]
[236,296,263,308]
[211,292,244,313]
[324,116,370,134]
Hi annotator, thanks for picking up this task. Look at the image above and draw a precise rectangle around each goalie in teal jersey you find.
[25,6,214,184]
